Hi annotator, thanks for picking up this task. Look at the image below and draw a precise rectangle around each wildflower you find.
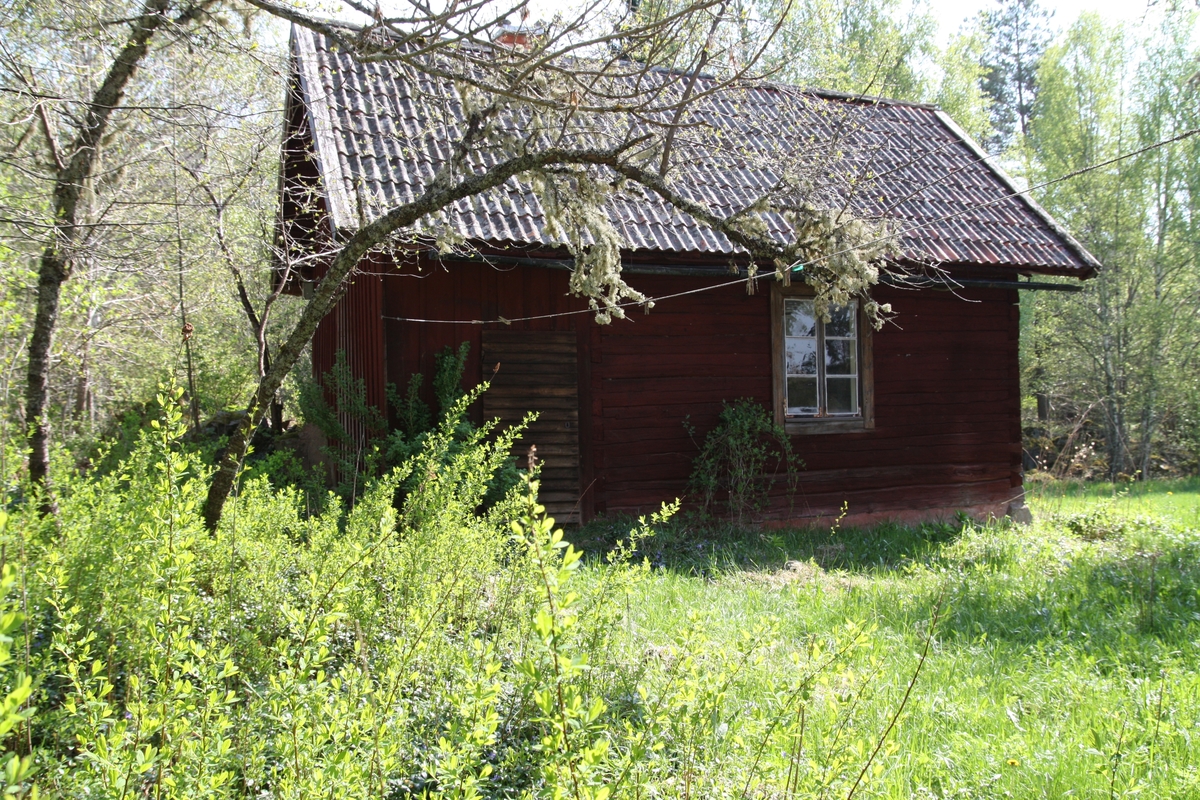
[1167,491,1173,496]
[1007,758,1020,767]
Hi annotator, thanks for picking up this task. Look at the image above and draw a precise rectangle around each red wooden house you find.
[277,27,1100,526]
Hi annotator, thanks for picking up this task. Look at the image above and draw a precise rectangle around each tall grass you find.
[592,483,1200,797]
[5,389,1199,797]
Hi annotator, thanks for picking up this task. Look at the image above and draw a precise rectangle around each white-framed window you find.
[783,298,859,417]
[771,285,874,435]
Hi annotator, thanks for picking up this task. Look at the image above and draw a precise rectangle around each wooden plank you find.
[597,337,770,356]
[486,386,578,398]
[485,329,577,341]
[490,401,579,413]
[594,361,772,380]
[598,321,767,339]
[483,340,578,354]
[596,352,773,370]
[484,362,583,376]
[597,386,773,408]
[483,328,582,511]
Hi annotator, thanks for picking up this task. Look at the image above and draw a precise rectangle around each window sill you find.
[784,418,873,436]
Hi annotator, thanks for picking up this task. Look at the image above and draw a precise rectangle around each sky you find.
[923,0,1177,43]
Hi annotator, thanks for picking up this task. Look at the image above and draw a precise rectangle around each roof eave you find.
[291,24,355,236]
[932,109,1101,279]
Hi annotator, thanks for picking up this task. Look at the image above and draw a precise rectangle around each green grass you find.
[1028,475,1200,527]
[584,481,1200,798]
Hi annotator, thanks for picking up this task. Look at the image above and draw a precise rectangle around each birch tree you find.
[1023,12,1200,478]
[5,0,222,513]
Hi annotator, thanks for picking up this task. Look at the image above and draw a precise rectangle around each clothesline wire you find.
[378,125,1199,327]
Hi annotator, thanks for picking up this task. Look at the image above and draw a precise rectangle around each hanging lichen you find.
[531,167,651,324]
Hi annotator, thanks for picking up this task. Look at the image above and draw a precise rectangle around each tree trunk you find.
[1035,392,1049,422]
[25,252,68,511]
[22,0,205,512]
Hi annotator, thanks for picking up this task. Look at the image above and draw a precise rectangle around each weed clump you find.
[1062,502,1130,540]
[685,398,801,524]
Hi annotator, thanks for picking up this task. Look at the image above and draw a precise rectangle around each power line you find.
[380,124,1200,327]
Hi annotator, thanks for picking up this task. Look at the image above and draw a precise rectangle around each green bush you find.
[686,398,801,523]
[4,388,913,798]
[298,344,520,510]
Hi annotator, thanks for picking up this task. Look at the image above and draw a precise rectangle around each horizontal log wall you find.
[587,276,1022,524]
[373,260,1022,526]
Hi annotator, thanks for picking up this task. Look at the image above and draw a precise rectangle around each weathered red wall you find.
[587,275,1022,524]
[336,259,1022,526]
[380,260,587,420]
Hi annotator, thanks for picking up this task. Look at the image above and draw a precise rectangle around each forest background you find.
[0,1,1196,795]
[0,0,1197,486]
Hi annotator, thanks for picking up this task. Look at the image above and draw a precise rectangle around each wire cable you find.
[378,124,1200,326]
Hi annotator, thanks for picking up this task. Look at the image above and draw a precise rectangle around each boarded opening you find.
[482,330,581,523]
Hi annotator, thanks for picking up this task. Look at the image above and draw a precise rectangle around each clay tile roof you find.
[289,26,1100,277]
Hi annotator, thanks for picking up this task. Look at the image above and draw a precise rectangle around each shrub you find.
[5,388,924,798]
[0,535,35,799]
[298,343,520,510]
[685,398,801,524]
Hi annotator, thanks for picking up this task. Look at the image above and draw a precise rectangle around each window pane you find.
[787,338,818,375]
[825,303,857,338]
[826,377,858,414]
[787,377,818,414]
[785,299,816,338]
[825,339,856,375]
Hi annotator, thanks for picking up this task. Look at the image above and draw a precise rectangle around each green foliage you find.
[1062,501,1131,541]
[934,30,996,145]
[1020,12,1200,480]
[0,524,36,799]
[6,387,967,798]
[755,0,937,100]
[977,0,1054,151]
[433,341,471,415]
[297,344,520,509]
[5,394,1200,796]
[610,481,1200,797]
[686,398,801,523]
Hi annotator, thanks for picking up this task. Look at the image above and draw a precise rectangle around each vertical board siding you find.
[309,264,387,484]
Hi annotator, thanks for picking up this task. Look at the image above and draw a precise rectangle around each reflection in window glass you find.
[825,339,856,375]
[787,377,818,413]
[787,339,818,374]
[827,378,857,414]
[825,304,855,338]
[785,300,816,338]
[784,298,859,418]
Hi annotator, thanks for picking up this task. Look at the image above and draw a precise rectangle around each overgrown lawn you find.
[587,484,1200,797]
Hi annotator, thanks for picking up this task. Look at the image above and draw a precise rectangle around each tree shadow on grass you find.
[574,512,970,575]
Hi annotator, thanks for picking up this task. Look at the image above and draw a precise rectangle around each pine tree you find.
[978,0,1054,152]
